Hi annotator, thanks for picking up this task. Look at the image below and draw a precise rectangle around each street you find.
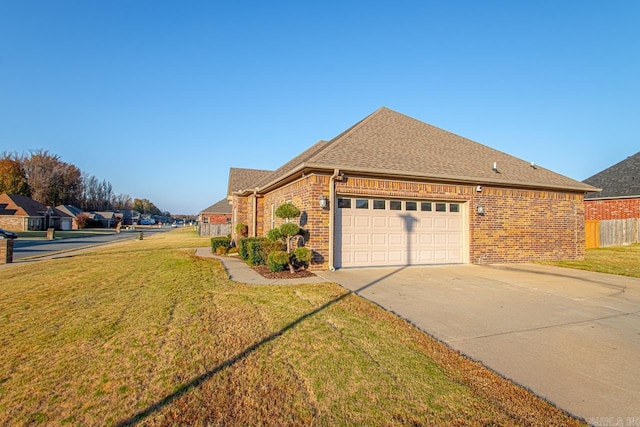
[11,228,171,261]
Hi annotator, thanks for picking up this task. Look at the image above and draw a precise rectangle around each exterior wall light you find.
[318,194,329,209]
[477,205,485,215]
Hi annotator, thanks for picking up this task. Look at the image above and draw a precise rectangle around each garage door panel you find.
[354,216,370,227]
[337,198,465,268]
[354,233,369,245]
[354,251,369,263]
[434,250,447,261]
[434,234,447,244]
[388,217,403,228]
[389,233,403,245]
[388,251,403,262]
[372,217,387,228]
[372,234,386,245]
[434,218,448,229]
[419,234,433,244]
[448,249,462,261]
[418,250,434,262]
[371,251,387,262]
[448,218,462,229]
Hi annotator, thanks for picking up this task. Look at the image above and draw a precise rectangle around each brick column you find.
[47,228,55,240]
[0,239,14,264]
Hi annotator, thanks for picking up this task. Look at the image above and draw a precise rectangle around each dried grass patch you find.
[0,229,584,426]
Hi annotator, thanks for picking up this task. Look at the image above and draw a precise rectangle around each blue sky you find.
[1,1,639,214]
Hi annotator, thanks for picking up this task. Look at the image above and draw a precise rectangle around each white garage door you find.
[335,197,465,268]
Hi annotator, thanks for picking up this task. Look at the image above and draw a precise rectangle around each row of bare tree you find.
[0,150,140,212]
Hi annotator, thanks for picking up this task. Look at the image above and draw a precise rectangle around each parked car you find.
[0,228,18,239]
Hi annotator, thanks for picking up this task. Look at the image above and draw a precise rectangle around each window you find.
[421,202,432,212]
[356,199,369,209]
[449,203,460,213]
[338,198,351,208]
[271,204,275,229]
[435,203,447,212]
[373,200,386,210]
[390,200,402,210]
[405,201,417,211]
[203,217,209,224]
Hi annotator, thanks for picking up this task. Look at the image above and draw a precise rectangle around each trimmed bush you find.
[211,236,231,253]
[247,240,268,266]
[215,245,228,255]
[267,250,289,272]
[293,247,312,269]
[238,237,269,264]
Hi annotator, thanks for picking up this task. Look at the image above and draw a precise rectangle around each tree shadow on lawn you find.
[115,266,406,426]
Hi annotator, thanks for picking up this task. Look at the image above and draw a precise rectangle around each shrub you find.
[211,236,231,253]
[215,245,228,255]
[228,247,238,255]
[293,247,312,269]
[246,239,268,266]
[75,213,91,229]
[267,250,289,272]
[267,228,282,242]
[235,222,248,237]
[238,237,269,264]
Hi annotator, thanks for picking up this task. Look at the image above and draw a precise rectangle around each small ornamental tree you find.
[268,203,305,273]
[75,213,91,229]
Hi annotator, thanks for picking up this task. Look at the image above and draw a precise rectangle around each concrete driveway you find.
[318,264,640,423]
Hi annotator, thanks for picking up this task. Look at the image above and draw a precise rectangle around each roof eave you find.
[234,162,598,196]
[585,194,640,201]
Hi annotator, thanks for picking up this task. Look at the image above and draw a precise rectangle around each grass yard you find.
[545,244,640,278]
[0,229,583,426]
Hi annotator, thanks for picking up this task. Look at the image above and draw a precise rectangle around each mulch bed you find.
[252,265,317,280]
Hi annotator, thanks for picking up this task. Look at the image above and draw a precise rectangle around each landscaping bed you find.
[252,264,317,279]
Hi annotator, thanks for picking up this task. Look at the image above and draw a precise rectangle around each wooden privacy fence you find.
[198,223,232,237]
[585,218,640,248]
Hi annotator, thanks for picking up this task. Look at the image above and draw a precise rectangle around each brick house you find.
[228,107,596,270]
[199,198,232,224]
[583,151,640,221]
[0,193,71,231]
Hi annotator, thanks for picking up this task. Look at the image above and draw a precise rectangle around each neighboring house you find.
[119,210,140,226]
[582,151,640,247]
[228,107,596,270]
[199,198,232,224]
[56,205,84,229]
[583,151,640,220]
[90,211,119,228]
[0,193,71,231]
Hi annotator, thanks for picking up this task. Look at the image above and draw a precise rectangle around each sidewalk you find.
[194,247,326,285]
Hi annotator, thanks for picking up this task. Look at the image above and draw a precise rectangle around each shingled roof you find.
[255,107,596,193]
[583,151,640,199]
[200,198,231,214]
[227,167,273,196]
[0,193,47,216]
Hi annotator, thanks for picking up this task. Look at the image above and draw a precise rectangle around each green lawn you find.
[0,229,583,425]
[545,244,640,278]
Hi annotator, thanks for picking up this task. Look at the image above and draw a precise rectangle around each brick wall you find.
[0,238,14,263]
[0,216,27,231]
[260,174,330,270]
[201,213,231,224]
[470,187,585,263]
[584,198,640,220]
[238,173,586,270]
[231,195,250,242]
[336,176,585,264]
